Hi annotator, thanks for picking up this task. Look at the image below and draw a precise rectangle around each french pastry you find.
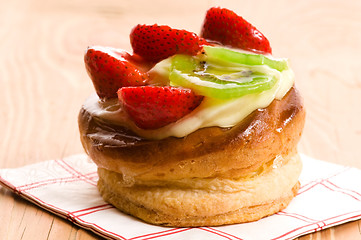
[78,7,305,227]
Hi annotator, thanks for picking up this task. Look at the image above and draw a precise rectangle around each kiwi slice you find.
[169,47,286,99]
[203,46,289,72]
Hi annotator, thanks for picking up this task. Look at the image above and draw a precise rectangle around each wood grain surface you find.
[1,0,360,239]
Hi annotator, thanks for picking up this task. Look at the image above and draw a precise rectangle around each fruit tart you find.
[78,7,305,227]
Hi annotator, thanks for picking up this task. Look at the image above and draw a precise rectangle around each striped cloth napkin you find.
[0,154,360,240]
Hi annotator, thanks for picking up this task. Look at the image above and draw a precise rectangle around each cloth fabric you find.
[0,154,360,240]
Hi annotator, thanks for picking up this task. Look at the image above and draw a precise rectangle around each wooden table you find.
[1,0,360,239]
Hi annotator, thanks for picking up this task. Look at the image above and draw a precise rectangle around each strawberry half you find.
[130,24,208,62]
[201,7,272,54]
[118,86,203,129]
[84,46,149,99]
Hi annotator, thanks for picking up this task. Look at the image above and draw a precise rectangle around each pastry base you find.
[97,153,301,227]
[98,179,299,227]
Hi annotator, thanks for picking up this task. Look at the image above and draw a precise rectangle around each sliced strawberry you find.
[84,46,149,99]
[201,7,272,54]
[118,86,203,129]
[130,24,208,62]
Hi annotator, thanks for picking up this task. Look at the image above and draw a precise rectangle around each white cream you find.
[82,55,295,140]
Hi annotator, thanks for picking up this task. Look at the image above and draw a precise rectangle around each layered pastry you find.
[78,7,305,227]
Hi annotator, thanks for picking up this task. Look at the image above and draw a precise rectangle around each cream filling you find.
[82,66,294,140]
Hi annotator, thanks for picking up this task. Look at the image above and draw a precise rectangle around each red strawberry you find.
[130,24,208,62]
[84,46,149,99]
[201,7,272,54]
[118,86,203,129]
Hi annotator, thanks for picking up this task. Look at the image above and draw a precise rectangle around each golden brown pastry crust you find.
[78,87,305,181]
[98,181,300,227]
[98,179,300,227]
[97,153,302,227]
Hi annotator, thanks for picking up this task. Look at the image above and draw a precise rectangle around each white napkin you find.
[0,154,360,240]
